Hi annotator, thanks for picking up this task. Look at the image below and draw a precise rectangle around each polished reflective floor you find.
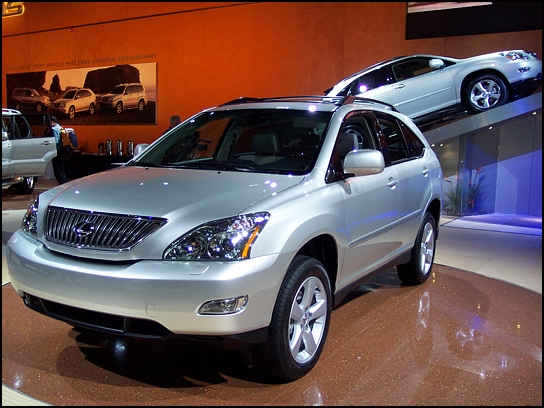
[3,179,542,406]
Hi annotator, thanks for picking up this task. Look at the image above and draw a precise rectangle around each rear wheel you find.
[252,255,332,382]
[464,74,509,112]
[397,212,437,285]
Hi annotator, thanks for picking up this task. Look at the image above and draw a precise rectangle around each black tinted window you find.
[375,113,409,164]
[351,66,392,94]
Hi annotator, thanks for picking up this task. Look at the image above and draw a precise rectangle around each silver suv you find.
[10,88,51,113]
[100,82,148,114]
[7,96,442,381]
[2,108,57,193]
[52,88,97,119]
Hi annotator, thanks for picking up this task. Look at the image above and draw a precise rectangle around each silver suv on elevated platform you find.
[7,96,442,381]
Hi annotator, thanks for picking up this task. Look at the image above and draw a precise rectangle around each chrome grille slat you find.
[44,207,167,251]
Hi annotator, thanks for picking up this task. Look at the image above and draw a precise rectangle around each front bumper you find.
[7,229,292,340]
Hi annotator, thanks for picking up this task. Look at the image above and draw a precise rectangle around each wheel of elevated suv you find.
[464,74,509,113]
[252,255,332,382]
[138,99,145,111]
[68,106,76,119]
[115,101,123,114]
[36,103,43,113]
[15,177,36,194]
[397,212,436,285]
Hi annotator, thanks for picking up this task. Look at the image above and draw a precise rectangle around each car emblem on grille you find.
[73,221,95,238]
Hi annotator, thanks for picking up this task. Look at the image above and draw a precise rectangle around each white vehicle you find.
[325,50,542,125]
[7,96,442,381]
[2,108,57,194]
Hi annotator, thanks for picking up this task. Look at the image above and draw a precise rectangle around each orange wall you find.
[2,2,542,153]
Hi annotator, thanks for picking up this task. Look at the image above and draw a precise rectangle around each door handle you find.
[422,167,429,177]
[41,141,52,145]
[394,84,406,89]
[387,178,398,188]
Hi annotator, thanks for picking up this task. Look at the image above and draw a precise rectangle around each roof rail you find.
[219,95,345,106]
[340,96,398,111]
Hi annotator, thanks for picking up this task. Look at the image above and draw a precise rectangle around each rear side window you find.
[374,113,409,165]
[399,121,425,158]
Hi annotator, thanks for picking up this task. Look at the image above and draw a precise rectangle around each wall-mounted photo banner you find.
[6,62,157,125]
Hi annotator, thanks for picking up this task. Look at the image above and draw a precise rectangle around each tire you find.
[138,99,145,111]
[14,102,21,111]
[115,102,123,114]
[252,255,332,382]
[68,106,76,119]
[36,103,43,113]
[15,177,36,194]
[464,74,509,112]
[89,103,95,115]
[397,212,437,285]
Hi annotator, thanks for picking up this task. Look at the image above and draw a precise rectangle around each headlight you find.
[163,212,270,261]
[21,196,39,238]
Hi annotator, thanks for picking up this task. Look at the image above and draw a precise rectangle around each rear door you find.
[7,113,57,177]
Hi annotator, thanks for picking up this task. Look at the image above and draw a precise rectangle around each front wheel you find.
[397,212,437,285]
[464,74,509,112]
[36,103,43,113]
[89,103,95,115]
[252,255,332,382]
[68,106,76,119]
[115,101,123,114]
[138,99,145,111]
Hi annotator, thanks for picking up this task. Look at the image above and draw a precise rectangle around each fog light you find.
[198,295,248,315]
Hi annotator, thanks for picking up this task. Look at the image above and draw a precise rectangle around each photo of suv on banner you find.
[7,95,443,382]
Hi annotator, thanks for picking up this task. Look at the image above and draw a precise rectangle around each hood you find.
[47,166,304,221]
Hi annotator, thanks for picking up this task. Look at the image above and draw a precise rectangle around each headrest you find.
[252,131,280,155]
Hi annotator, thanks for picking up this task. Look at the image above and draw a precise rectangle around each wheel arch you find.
[296,234,339,295]
[426,198,442,238]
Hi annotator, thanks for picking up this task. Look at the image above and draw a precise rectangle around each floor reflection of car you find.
[99,83,148,114]
[325,50,542,126]
[52,88,97,119]
[10,87,51,113]
[2,108,57,194]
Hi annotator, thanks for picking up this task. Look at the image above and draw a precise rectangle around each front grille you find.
[44,206,167,251]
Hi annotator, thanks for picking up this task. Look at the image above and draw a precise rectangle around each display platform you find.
[2,264,541,406]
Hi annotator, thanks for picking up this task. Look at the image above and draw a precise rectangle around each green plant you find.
[443,167,487,216]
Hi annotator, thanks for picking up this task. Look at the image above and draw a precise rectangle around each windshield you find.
[130,108,332,175]
[62,90,77,99]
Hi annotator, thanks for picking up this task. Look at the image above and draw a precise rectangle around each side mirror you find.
[429,59,445,69]
[133,143,149,157]
[2,131,8,141]
[343,149,385,177]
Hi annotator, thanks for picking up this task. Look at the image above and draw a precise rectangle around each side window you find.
[399,121,425,158]
[326,112,382,182]
[374,114,409,165]
[392,58,435,81]
[351,66,392,94]
[13,115,32,138]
